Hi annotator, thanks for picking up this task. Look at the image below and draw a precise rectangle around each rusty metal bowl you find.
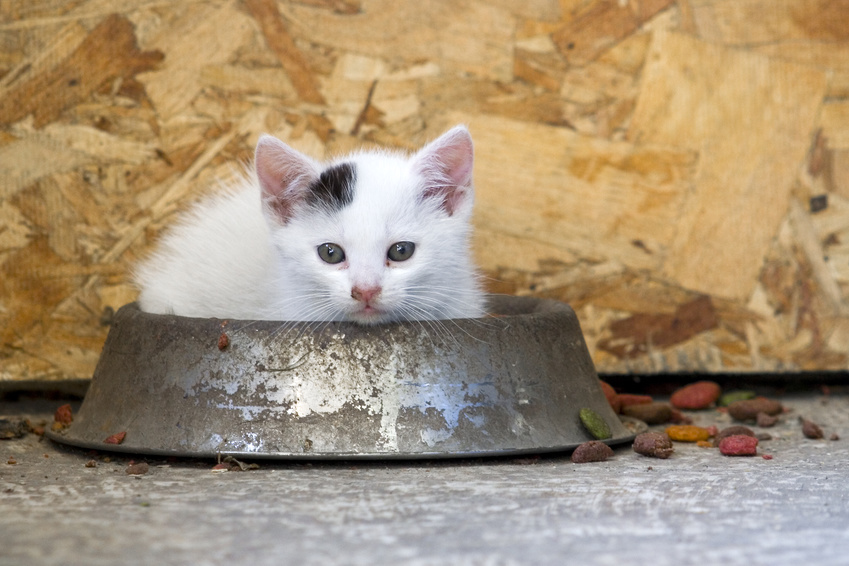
[48,296,640,459]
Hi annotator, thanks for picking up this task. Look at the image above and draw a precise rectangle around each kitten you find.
[135,125,485,324]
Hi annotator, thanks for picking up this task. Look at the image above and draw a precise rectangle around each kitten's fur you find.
[135,126,485,324]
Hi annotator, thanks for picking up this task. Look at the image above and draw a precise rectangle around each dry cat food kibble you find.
[633,432,675,459]
[103,431,127,445]
[714,425,756,446]
[718,435,758,456]
[727,398,783,422]
[217,332,230,350]
[756,412,779,427]
[53,404,73,425]
[670,381,721,410]
[579,408,612,440]
[125,461,149,475]
[621,402,673,424]
[801,418,824,439]
[571,440,614,463]
[669,408,693,425]
[665,425,712,442]
[618,394,653,408]
[598,380,621,413]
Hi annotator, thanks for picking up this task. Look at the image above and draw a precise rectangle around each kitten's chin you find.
[346,306,395,325]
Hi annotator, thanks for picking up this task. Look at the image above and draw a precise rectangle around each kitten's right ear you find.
[255,134,320,224]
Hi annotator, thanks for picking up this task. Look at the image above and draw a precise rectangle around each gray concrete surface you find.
[2,390,848,566]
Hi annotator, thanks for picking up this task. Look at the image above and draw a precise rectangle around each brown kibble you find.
[618,394,653,408]
[727,397,783,422]
[6,457,17,465]
[665,425,711,442]
[103,431,127,445]
[801,418,824,439]
[125,462,149,475]
[669,409,693,425]
[85,460,97,468]
[571,440,615,463]
[714,425,755,446]
[217,332,230,350]
[598,380,621,413]
[54,404,73,425]
[756,412,778,427]
[633,431,674,459]
[719,435,758,456]
[670,380,721,410]
[621,401,673,424]
[830,433,840,441]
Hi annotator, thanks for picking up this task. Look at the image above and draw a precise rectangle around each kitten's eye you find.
[387,241,415,262]
[317,243,346,264]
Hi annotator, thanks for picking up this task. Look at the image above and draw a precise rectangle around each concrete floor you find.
[2,389,848,566]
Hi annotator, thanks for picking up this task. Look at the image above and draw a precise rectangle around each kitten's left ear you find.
[412,125,474,216]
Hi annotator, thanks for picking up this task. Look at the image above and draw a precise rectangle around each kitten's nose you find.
[351,286,381,304]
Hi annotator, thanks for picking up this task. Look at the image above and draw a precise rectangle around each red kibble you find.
[217,332,230,350]
[719,434,758,456]
[54,404,73,425]
[103,431,126,445]
[598,380,621,414]
[670,381,721,410]
[618,394,653,408]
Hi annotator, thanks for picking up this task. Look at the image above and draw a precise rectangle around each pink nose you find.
[351,286,381,304]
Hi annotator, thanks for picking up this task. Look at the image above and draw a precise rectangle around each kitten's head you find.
[254,126,482,324]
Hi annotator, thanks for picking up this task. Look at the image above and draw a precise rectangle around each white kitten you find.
[135,126,485,324]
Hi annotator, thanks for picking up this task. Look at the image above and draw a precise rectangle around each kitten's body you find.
[136,126,485,324]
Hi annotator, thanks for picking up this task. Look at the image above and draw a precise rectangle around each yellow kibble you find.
[665,425,711,442]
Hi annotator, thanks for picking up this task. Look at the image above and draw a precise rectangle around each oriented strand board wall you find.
[1,0,847,382]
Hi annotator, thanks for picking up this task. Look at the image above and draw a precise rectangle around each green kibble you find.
[580,407,612,440]
[719,390,756,407]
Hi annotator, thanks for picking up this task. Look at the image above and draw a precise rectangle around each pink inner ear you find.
[415,126,474,216]
[255,135,319,224]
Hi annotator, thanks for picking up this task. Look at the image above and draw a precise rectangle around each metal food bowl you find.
[48,296,639,459]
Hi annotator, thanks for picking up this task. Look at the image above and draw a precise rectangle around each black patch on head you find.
[307,162,356,211]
